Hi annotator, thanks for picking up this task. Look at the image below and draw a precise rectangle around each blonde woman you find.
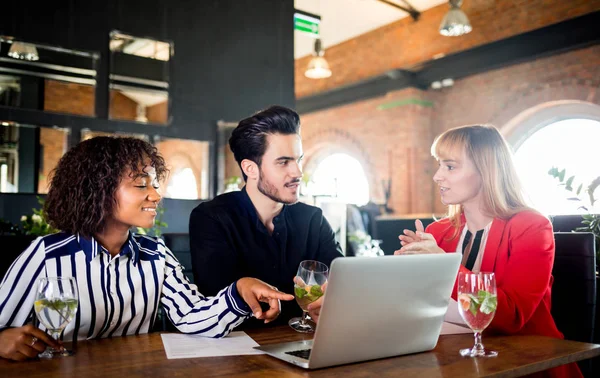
[395,125,581,378]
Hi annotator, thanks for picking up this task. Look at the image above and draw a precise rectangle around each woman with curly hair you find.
[0,136,292,361]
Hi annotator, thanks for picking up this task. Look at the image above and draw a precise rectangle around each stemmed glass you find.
[289,260,328,333]
[34,277,79,358]
[457,272,498,357]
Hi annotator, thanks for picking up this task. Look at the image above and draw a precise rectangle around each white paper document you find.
[161,331,264,359]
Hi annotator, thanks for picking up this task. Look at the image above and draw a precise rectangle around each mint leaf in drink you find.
[310,284,323,298]
[469,299,479,316]
[50,299,67,311]
[477,290,490,303]
[480,294,498,314]
[468,294,481,305]
[294,286,306,299]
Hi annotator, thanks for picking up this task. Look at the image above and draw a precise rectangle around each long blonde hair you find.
[431,124,532,231]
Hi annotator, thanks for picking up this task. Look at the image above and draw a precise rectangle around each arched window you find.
[514,118,600,215]
[165,168,197,199]
[310,153,370,206]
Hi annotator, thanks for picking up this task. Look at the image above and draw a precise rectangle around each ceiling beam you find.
[296,11,600,114]
[412,10,600,89]
[296,70,415,114]
[376,0,420,21]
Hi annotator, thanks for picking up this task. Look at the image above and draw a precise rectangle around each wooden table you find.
[1,326,599,377]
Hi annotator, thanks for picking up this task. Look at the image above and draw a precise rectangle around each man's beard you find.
[257,169,299,205]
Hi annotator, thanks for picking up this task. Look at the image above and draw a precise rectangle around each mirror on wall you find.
[78,132,210,200]
[109,31,172,125]
[217,120,241,194]
[154,136,210,200]
[80,128,150,143]
[0,121,70,194]
[0,36,99,117]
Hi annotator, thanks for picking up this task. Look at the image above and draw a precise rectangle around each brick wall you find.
[43,81,168,125]
[300,45,600,216]
[295,0,600,98]
[44,80,95,116]
[38,127,68,193]
[109,90,138,121]
[224,145,242,189]
[147,100,168,124]
[301,87,435,215]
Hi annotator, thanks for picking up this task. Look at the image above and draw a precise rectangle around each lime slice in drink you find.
[310,284,323,297]
[294,286,306,299]
[34,299,48,313]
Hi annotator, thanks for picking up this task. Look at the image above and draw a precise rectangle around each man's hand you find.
[236,278,294,323]
[306,281,328,323]
[0,324,61,361]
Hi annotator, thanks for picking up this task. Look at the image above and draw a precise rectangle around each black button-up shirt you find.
[189,187,343,326]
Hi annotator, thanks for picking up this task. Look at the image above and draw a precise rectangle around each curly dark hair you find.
[44,136,167,237]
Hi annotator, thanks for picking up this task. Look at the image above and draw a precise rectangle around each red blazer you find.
[427,211,582,378]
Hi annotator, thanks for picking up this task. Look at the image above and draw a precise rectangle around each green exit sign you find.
[294,11,321,38]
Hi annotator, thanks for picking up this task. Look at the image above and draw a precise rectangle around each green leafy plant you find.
[348,230,371,245]
[348,230,384,257]
[461,291,498,316]
[548,167,600,263]
[224,176,242,193]
[20,196,59,236]
[136,206,168,238]
[225,176,241,186]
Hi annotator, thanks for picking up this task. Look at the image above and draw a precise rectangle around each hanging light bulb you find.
[8,42,40,61]
[305,39,331,79]
[439,0,472,37]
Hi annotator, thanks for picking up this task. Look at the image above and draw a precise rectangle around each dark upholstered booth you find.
[552,232,596,343]
[162,233,194,284]
[0,235,37,283]
[552,232,597,376]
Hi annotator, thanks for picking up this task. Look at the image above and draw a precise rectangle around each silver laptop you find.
[255,253,461,369]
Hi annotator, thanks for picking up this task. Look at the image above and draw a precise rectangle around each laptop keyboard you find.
[285,348,312,360]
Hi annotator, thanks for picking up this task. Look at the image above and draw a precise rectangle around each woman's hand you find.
[394,221,444,255]
[398,219,425,247]
[0,324,61,361]
[236,278,294,324]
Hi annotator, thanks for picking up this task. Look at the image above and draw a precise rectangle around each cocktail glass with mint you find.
[457,272,498,357]
[289,260,328,333]
[34,277,79,358]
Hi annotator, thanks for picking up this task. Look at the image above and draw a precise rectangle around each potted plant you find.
[548,168,600,348]
[0,196,58,280]
[224,176,242,193]
[548,167,600,265]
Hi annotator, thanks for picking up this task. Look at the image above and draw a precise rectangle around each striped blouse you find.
[0,232,251,342]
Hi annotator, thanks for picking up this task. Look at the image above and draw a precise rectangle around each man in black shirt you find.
[189,105,343,327]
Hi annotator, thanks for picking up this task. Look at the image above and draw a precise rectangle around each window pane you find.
[514,119,600,215]
[310,153,370,206]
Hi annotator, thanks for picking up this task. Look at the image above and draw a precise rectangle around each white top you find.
[455,221,493,273]
[0,232,251,342]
